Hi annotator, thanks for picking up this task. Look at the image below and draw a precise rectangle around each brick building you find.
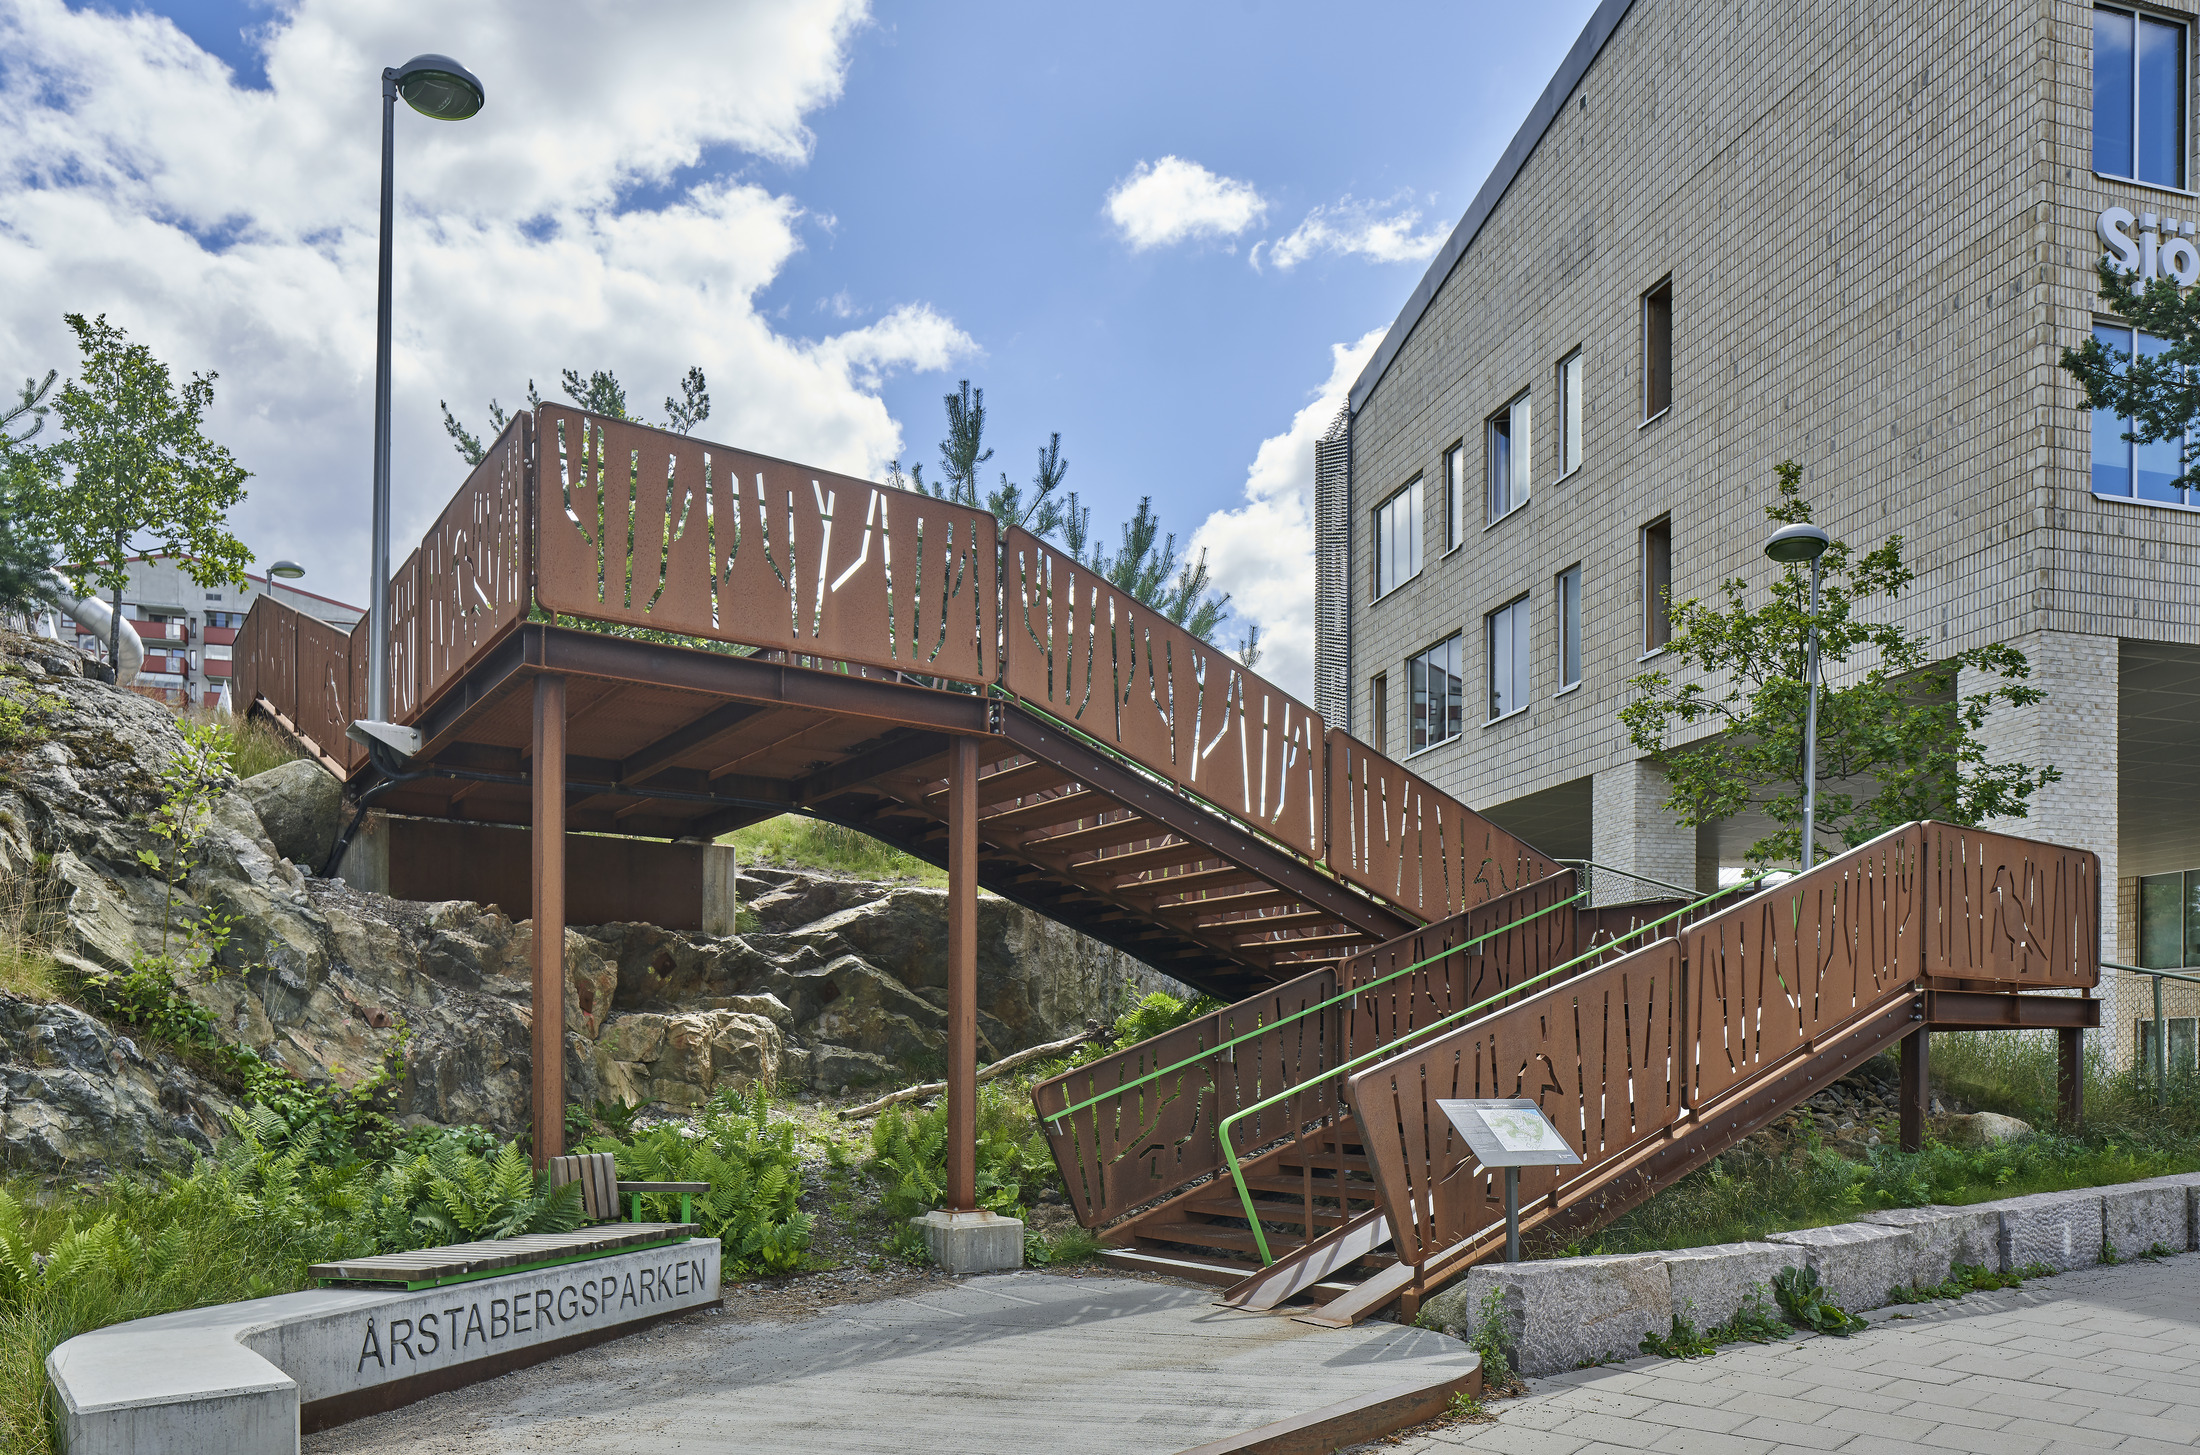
[1313,0,2200,1056]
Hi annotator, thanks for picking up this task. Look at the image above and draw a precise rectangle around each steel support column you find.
[945,736,979,1211]
[1899,1026,1929,1153]
[2057,1025,2084,1129]
[531,673,567,1169]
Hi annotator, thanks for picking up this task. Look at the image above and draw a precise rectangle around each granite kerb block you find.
[1859,1204,2002,1291]
[2101,1179,2191,1260]
[1658,1241,1803,1329]
[1970,1187,2104,1273]
[1765,1220,1934,1315]
[1455,1253,1673,1377]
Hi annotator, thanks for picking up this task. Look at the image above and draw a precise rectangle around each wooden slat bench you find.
[552,1152,711,1226]
[311,1223,701,1291]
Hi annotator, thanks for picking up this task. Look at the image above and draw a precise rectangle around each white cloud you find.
[1190,327,1386,702]
[1104,156,1266,251]
[1267,193,1448,271]
[0,0,977,604]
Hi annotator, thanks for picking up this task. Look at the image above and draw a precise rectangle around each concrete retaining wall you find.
[48,1237,721,1454]
[1418,1175,2200,1376]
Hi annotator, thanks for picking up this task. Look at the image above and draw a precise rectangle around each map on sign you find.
[1433,1098,1583,1167]
[1478,1107,1570,1155]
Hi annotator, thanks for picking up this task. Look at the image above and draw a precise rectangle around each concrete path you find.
[1371,1251,2200,1455]
[304,1271,1473,1455]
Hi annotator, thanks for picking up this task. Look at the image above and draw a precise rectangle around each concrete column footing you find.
[914,1210,1025,1274]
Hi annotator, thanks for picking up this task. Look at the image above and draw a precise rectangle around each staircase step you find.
[1180,1195,1368,1228]
[1097,1247,1253,1287]
[1218,1208,1397,1313]
[1138,1222,1315,1256]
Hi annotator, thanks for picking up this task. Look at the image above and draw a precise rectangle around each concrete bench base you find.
[48,1237,720,1454]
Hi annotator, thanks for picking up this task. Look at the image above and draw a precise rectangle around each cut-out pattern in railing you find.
[1031,972,1340,1226]
[1001,527,1324,857]
[1922,823,2097,988]
[292,612,356,769]
[1326,731,1560,923]
[535,406,1000,686]
[412,415,531,718]
[1685,825,1923,1106]
[1347,938,1685,1268]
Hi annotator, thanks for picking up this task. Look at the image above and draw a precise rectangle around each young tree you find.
[1619,462,2058,869]
[2060,258,2200,481]
[0,372,60,616]
[891,380,1233,643]
[17,316,251,672]
[439,365,710,464]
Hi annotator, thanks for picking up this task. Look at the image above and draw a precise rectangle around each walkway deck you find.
[301,1272,1477,1455]
[1374,1250,2200,1455]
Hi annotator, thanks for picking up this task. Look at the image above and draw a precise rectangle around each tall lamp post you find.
[354,54,484,759]
[1764,522,1831,870]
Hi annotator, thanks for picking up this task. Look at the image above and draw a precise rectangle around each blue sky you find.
[7,0,1601,695]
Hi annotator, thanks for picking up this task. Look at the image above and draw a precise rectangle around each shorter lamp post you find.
[268,559,305,581]
[1764,523,1831,870]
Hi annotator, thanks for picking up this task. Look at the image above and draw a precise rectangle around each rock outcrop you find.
[0,627,1186,1171]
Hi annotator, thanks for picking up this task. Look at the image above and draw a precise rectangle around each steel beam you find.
[1899,1026,1928,1153]
[1924,990,2101,1030]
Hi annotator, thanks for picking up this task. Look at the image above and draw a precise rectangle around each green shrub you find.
[584,1084,813,1276]
[1639,1304,1716,1359]
[866,1081,1054,1223]
[725,815,944,884]
[1771,1265,1866,1335]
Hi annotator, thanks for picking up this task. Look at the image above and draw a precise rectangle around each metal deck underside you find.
[348,623,1417,1002]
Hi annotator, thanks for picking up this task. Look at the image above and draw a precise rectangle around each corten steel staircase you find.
[1033,821,2101,1324]
[231,406,1559,1006]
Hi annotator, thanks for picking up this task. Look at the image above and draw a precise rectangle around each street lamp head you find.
[268,560,305,580]
[390,54,485,121]
[1763,522,1831,565]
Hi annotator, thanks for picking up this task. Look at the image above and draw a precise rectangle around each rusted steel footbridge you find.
[238,408,2100,1324]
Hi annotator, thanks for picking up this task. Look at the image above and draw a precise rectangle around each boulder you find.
[594,1009,781,1109]
[1935,1111,2032,1147]
[236,760,344,870]
[0,991,236,1175]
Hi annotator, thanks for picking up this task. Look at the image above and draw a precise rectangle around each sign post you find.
[1435,1098,1583,1262]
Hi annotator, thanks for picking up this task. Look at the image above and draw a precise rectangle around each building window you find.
[2095,5,2187,189]
[1407,635,1464,752]
[2091,322,2195,505]
[204,644,233,661]
[204,592,223,601]
[1641,517,1673,652]
[1556,564,1582,688]
[1443,442,1467,550]
[1373,479,1423,597]
[1370,673,1389,754]
[1486,392,1531,522]
[1487,597,1530,719]
[1557,350,1584,476]
[2140,869,2200,968]
[1642,278,1673,420]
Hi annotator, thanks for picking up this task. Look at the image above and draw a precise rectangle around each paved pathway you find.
[305,1270,1472,1455]
[1372,1252,2200,1455]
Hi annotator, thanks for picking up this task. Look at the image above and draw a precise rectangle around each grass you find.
[725,815,945,885]
[0,872,62,1002]
[176,708,300,781]
[1551,1038,2200,1260]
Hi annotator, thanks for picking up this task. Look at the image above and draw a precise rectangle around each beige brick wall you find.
[1341,0,2200,899]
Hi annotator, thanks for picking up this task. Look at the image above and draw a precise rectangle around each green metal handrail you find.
[1043,883,1588,1129]
[1216,873,1769,1263]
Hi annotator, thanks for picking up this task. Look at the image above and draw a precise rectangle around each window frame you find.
[1405,633,1465,755]
[1557,349,1585,478]
[1641,277,1674,422]
[1555,563,1583,692]
[1372,478,1425,599]
[2090,318,2200,508]
[2094,4,2190,191]
[1486,390,1532,525]
[1443,441,1468,552]
[1370,672,1389,755]
[1485,595,1532,723]
[1641,516,1674,656]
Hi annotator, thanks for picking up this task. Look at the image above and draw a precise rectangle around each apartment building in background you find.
[34,555,361,709]
[1313,0,2200,1059]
